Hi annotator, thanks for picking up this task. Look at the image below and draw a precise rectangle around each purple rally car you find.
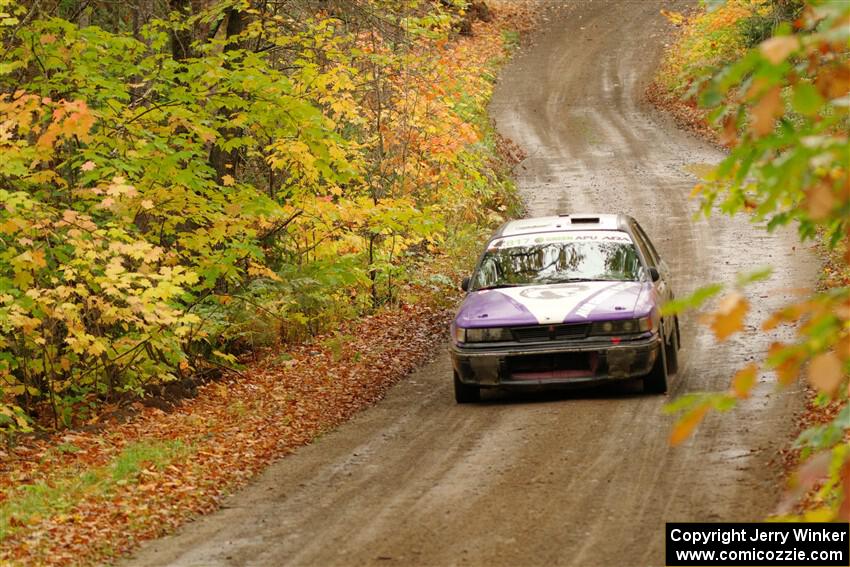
[450,214,680,403]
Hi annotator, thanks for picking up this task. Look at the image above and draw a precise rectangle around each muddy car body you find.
[450,214,680,403]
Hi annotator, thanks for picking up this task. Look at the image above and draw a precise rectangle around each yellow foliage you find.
[731,363,759,399]
[707,292,749,341]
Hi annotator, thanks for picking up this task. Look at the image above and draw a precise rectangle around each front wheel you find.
[454,372,480,404]
[643,332,669,394]
[665,316,680,375]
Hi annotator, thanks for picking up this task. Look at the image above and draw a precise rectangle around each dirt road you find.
[125,1,818,565]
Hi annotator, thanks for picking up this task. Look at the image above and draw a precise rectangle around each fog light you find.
[453,327,466,344]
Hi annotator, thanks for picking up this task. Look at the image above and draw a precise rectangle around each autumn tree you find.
[662,0,850,519]
[0,0,515,433]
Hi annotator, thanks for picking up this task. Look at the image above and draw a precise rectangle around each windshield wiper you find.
[542,277,596,283]
[475,283,528,291]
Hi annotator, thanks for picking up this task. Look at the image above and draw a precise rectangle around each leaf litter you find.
[0,295,455,566]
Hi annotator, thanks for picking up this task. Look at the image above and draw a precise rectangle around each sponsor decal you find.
[573,281,635,318]
[488,230,632,250]
[516,285,591,301]
[495,282,623,324]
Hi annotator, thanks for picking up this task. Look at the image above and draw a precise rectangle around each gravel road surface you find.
[125,1,818,565]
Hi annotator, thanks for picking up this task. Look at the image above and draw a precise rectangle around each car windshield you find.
[472,231,643,290]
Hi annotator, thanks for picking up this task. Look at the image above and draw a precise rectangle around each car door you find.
[631,221,674,339]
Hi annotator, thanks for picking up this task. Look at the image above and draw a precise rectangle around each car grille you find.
[511,323,589,342]
[507,351,599,380]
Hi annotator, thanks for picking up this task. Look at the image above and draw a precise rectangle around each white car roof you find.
[498,214,623,237]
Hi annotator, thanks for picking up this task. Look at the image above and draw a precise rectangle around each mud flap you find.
[607,349,637,378]
[468,357,501,385]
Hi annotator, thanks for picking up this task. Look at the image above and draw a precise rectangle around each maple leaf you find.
[719,115,737,147]
[804,182,836,221]
[768,342,802,386]
[30,249,47,269]
[670,403,710,446]
[807,351,843,396]
[759,35,799,65]
[731,363,758,399]
[749,85,783,137]
[709,292,748,341]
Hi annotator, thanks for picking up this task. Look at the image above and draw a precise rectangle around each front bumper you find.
[450,334,660,388]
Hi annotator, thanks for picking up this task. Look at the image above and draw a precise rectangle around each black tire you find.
[454,372,480,404]
[643,328,669,394]
[675,315,681,350]
[665,317,680,376]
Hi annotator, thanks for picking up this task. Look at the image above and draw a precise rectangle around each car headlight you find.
[464,327,512,343]
[591,317,651,336]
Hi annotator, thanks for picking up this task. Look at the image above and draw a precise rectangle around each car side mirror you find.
[461,276,471,292]
[648,267,661,282]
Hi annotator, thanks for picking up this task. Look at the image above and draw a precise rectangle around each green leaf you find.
[791,82,824,116]
[735,266,773,287]
[699,88,723,108]
[662,283,725,316]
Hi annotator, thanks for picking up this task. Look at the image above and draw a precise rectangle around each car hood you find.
[455,281,653,328]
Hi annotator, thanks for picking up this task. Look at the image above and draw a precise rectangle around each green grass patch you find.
[0,439,187,541]
[501,30,520,51]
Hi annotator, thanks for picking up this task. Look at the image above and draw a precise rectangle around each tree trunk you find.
[209,8,246,182]
[169,0,193,61]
